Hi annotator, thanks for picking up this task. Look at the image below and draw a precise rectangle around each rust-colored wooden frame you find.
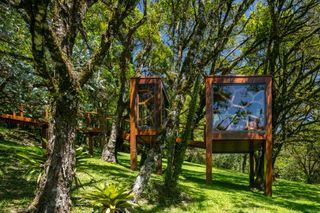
[205,75,272,196]
[0,110,49,148]
[130,77,167,171]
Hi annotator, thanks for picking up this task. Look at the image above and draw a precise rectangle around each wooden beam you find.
[154,78,161,129]
[0,113,40,125]
[265,77,272,196]
[212,132,265,140]
[208,75,273,84]
[206,77,213,184]
[130,78,137,170]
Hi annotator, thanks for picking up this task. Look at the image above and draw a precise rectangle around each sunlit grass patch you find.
[0,128,319,213]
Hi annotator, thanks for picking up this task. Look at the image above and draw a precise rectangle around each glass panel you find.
[137,84,156,128]
[212,84,266,132]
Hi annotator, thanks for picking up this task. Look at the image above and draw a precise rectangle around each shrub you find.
[82,183,134,213]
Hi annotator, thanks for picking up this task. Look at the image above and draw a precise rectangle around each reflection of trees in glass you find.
[137,84,156,128]
[212,84,266,131]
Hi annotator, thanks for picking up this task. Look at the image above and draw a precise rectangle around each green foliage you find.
[15,143,91,186]
[16,145,47,183]
[0,4,48,115]
[0,0,319,210]
[82,183,134,213]
[213,154,243,171]
[0,152,4,178]
[245,3,272,38]
[277,125,320,184]
[184,147,205,164]
[74,146,92,188]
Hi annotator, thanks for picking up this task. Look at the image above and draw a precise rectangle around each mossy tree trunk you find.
[132,143,162,203]
[26,91,79,212]
[165,75,200,190]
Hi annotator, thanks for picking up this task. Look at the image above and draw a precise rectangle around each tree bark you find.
[101,0,146,163]
[254,144,265,190]
[26,93,78,213]
[139,146,148,167]
[165,75,200,190]
[242,154,247,173]
[132,144,161,203]
[101,103,125,163]
[101,43,128,163]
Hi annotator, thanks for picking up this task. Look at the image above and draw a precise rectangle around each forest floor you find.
[0,126,319,213]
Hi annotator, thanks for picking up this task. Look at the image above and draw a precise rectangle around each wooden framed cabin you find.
[129,77,168,170]
[205,75,272,196]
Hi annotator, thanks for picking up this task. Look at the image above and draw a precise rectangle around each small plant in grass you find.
[73,145,92,188]
[82,183,135,213]
[16,144,47,183]
[16,142,90,186]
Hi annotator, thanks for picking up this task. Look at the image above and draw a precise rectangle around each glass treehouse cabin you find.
[205,75,273,196]
[129,76,168,171]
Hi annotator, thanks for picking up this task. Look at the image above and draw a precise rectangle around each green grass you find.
[0,129,319,213]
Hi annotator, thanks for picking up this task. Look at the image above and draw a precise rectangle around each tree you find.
[131,0,256,197]
[289,127,320,184]
[101,2,147,163]
[162,0,255,191]
[2,1,139,212]
[238,0,320,187]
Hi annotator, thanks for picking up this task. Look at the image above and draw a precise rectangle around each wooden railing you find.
[0,110,207,154]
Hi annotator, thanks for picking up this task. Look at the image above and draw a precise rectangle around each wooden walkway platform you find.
[0,112,208,149]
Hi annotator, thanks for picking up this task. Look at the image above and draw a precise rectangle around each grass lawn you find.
[0,128,319,212]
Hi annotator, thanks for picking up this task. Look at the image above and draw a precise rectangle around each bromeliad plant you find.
[82,183,135,213]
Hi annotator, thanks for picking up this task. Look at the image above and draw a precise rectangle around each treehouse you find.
[205,75,272,196]
[129,76,168,170]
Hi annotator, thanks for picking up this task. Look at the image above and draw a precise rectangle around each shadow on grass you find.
[181,162,320,213]
[0,141,36,211]
[1,139,319,213]
[115,157,319,213]
[134,181,207,213]
[0,168,35,202]
[81,162,136,180]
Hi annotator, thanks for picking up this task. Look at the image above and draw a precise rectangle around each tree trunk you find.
[101,34,131,163]
[242,154,247,173]
[165,75,200,190]
[101,111,122,163]
[25,94,78,213]
[101,86,126,163]
[132,144,161,203]
[254,144,265,190]
[139,146,148,167]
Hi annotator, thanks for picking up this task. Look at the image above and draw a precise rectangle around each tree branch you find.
[78,0,139,86]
